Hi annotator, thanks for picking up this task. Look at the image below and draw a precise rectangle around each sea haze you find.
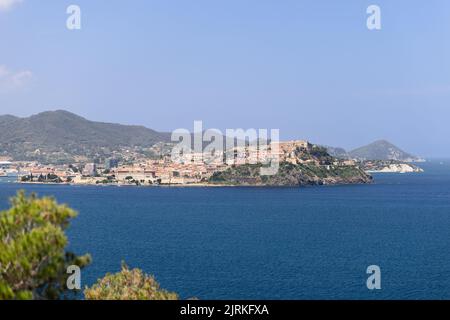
[1,160,449,299]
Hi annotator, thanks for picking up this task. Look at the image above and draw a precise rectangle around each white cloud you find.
[0,65,9,78]
[0,65,33,91]
[0,0,23,12]
[11,70,32,86]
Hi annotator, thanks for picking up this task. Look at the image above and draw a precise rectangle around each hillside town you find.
[0,140,359,186]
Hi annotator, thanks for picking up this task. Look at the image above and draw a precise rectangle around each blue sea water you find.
[1,160,450,300]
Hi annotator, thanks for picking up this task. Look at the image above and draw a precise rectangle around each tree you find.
[0,191,91,300]
[84,263,178,300]
[20,175,31,182]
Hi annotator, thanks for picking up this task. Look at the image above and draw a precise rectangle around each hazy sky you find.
[1,0,450,157]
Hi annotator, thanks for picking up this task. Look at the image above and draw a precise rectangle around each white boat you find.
[0,169,19,179]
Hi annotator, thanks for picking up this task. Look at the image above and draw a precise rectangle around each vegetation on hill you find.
[0,110,171,163]
[209,146,372,186]
[349,140,418,161]
[324,140,421,162]
[210,162,371,186]
[323,146,350,159]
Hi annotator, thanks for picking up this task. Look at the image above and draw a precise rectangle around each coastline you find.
[10,180,373,188]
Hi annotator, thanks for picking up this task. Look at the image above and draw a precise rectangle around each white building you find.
[83,163,97,176]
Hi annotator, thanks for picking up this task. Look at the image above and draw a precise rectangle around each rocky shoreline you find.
[362,160,424,174]
[208,162,373,187]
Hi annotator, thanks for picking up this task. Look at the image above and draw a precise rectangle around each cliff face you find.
[209,143,373,187]
[362,160,424,173]
[209,163,372,187]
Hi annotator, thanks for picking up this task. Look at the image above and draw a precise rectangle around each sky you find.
[1,0,450,157]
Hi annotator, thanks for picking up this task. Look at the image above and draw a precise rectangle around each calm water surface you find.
[1,160,449,299]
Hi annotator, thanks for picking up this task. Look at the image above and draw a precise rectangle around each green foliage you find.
[309,145,330,158]
[209,159,371,186]
[0,110,171,163]
[0,191,91,300]
[84,263,178,300]
[209,172,226,182]
[349,139,416,161]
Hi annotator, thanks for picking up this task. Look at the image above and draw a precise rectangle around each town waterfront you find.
[1,160,449,299]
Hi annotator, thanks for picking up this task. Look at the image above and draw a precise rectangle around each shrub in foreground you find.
[84,263,178,300]
[0,191,91,300]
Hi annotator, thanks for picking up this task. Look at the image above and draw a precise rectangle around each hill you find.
[209,145,372,186]
[322,145,349,159]
[348,140,419,161]
[0,110,171,163]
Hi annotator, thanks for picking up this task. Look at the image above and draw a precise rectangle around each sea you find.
[1,159,450,300]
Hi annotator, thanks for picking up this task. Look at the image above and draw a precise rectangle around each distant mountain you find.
[0,110,171,163]
[322,145,349,159]
[0,111,423,164]
[348,140,420,161]
[0,110,247,164]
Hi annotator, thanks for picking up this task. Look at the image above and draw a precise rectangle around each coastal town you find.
[0,140,362,186]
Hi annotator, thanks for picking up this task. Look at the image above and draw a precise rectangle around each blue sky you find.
[1,0,450,157]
